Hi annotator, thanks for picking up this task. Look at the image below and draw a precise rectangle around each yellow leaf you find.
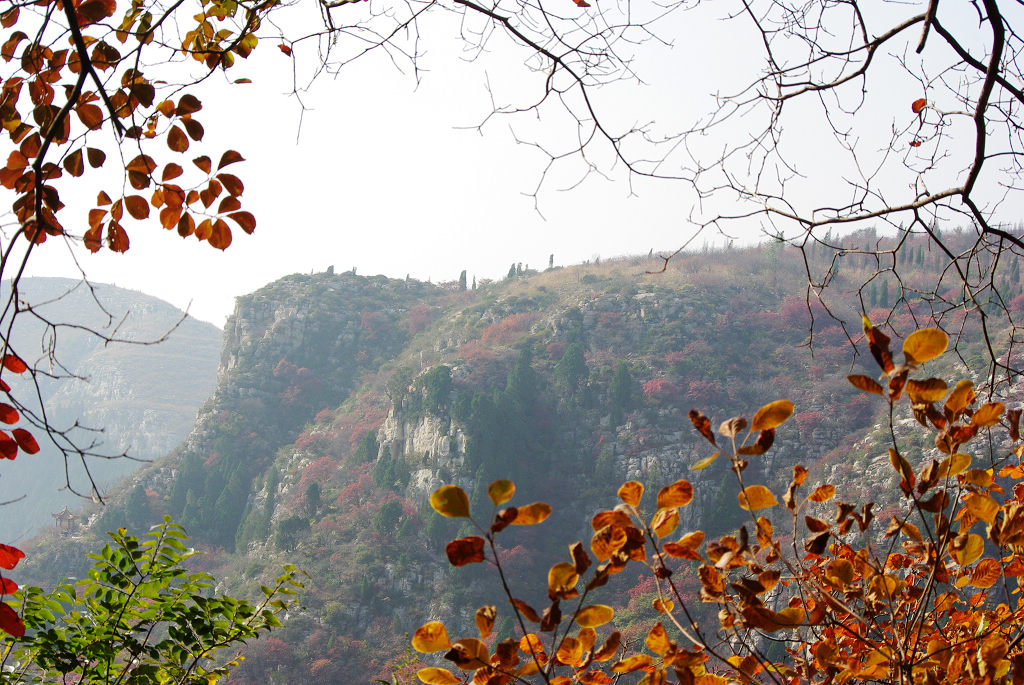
[691,452,719,471]
[970,558,1001,588]
[751,400,794,431]
[576,604,614,628]
[475,605,496,639]
[652,508,679,539]
[966,493,999,524]
[513,502,553,525]
[617,481,643,506]
[611,654,653,673]
[430,485,470,518]
[903,328,948,364]
[906,377,948,403]
[416,667,461,685]
[548,562,579,597]
[952,533,985,566]
[646,622,672,655]
[657,480,694,509]
[738,485,778,511]
[972,402,1005,427]
[937,453,972,478]
[412,621,451,653]
[488,480,515,506]
[945,380,975,417]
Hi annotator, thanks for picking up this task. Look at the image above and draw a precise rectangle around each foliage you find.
[0,519,302,683]
[413,325,1024,685]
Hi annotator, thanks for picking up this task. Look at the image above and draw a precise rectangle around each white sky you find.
[11,0,1021,326]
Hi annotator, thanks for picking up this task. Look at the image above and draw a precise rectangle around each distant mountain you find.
[1,278,222,541]
[20,236,1016,682]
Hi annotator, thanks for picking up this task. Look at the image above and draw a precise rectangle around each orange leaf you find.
[193,156,212,173]
[278,43,293,56]
[911,98,927,113]
[617,481,643,506]
[63,149,84,177]
[512,502,552,525]
[657,480,693,509]
[208,218,231,250]
[1,355,26,374]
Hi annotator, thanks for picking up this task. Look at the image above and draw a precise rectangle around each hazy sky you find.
[13,0,1014,326]
[19,4,742,327]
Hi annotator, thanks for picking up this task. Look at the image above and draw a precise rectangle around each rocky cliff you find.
[20,239,1010,683]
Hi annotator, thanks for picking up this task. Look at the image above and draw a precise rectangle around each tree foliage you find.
[0,518,302,683]
[413,325,1024,685]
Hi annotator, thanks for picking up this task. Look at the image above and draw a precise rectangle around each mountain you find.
[1,278,221,541]
[18,236,1012,682]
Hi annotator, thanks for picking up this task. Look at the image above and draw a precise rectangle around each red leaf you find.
[0,577,17,595]
[1,355,27,374]
[12,428,39,455]
[0,380,9,392]
[573,0,591,6]
[0,544,24,570]
[107,221,130,252]
[0,432,16,460]
[0,603,24,638]
[278,43,292,56]
[0,404,18,425]
[911,98,927,114]
[445,537,485,566]
[909,140,922,148]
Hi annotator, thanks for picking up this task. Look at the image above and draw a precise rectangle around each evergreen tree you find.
[507,264,517,279]
[554,342,588,395]
[458,270,467,291]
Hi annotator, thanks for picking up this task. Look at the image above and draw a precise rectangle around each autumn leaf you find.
[416,667,460,685]
[2,354,27,373]
[903,328,948,364]
[488,479,515,505]
[751,400,794,431]
[430,485,470,518]
[617,481,643,506]
[445,536,485,566]
[11,428,39,454]
[412,621,452,653]
[0,544,24,570]
[512,502,552,525]
[0,432,17,460]
[575,604,613,628]
[0,603,24,638]
[912,98,927,113]
[738,485,778,511]
[278,43,293,56]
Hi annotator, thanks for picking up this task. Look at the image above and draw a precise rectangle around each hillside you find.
[1,278,222,541]
[19,235,1016,682]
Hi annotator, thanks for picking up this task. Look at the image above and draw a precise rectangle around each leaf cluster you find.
[412,325,1024,685]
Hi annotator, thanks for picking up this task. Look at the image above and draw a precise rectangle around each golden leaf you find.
[412,621,452,653]
[657,480,694,509]
[430,485,470,518]
[809,484,835,502]
[903,328,948,364]
[488,480,515,506]
[617,481,643,506]
[416,667,461,684]
[691,452,719,471]
[575,604,614,628]
[738,485,778,511]
[751,399,794,431]
[513,502,552,525]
